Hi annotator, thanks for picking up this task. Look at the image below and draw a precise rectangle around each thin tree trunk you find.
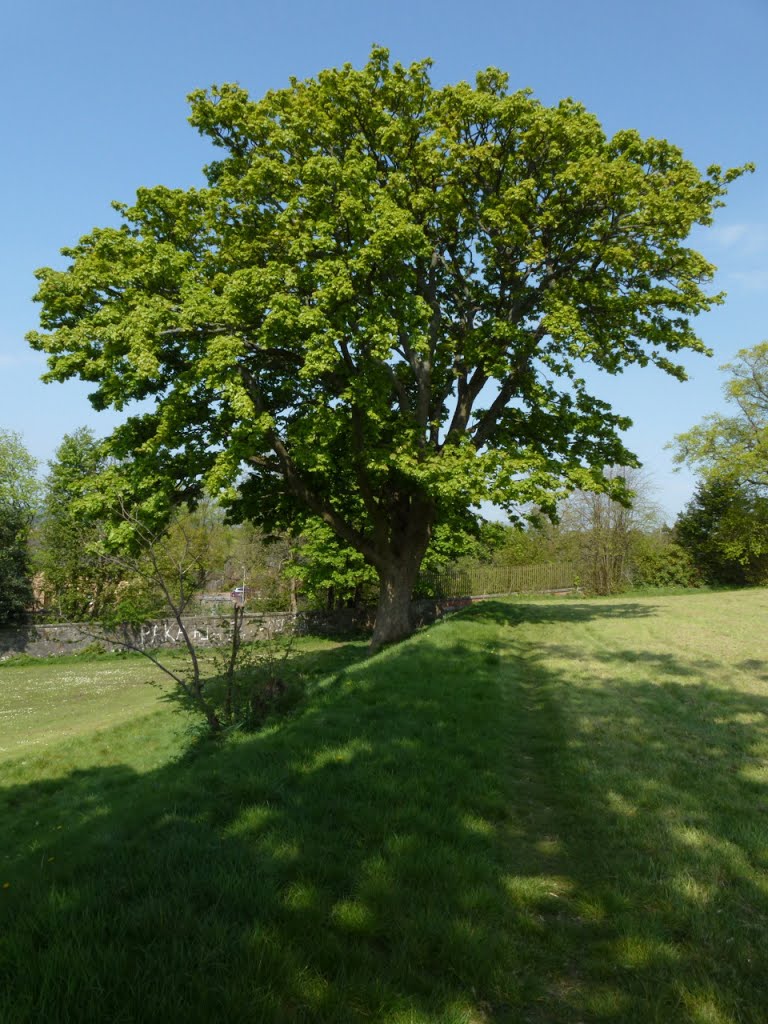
[224,604,244,724]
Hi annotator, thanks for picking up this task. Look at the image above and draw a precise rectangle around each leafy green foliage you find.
[37,428,122,619]
[0,507,34,625]
[675,478,768,585]
[674,341,768,491]
[28,49,749,643]
[631,537,701,588]
[0,430,38,626]
[458,518,576,568]
[0,430,39,513]
[287,520,379,611]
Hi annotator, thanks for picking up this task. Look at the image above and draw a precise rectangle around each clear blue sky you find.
[1,0,766,521]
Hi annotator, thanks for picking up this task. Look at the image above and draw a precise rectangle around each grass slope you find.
[1,592,767,1023]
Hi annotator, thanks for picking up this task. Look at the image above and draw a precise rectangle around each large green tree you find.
[38,427,120,619]
[28,50,748,646]
[672,342,768,586]
[0,430,39,626]
[674,478,768,585]
[673,341,768,492]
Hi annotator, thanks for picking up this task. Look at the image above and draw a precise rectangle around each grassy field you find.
[1,590,767,1023]
[0,651,176,759]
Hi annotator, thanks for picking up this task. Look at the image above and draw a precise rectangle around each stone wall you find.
[0,598,474,661]
[0,621,102,660]
[0,613,299,660]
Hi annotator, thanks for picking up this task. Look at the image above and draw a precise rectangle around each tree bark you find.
[370,560,421,651]
[368,496,435,651]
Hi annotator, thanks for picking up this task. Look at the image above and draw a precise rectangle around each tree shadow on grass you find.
[465,597,659,628]
[1,600,767,1022]
[448,601,768,1021]
[1,628,534,1023]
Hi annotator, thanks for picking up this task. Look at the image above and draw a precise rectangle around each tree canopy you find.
[673,341,768,493]
[674,478,768,585]
[673,345,768,585]
[28,49,749,645]
[38,427,118,619]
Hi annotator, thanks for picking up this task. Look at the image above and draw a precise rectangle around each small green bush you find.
[632,542,701,589]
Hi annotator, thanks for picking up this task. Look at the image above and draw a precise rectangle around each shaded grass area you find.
[1,592,767,1022]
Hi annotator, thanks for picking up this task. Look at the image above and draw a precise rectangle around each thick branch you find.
[238,365,386,569]
[471,377,518,450]
[382,361,412,416]
[471,320,548,449]
[443,366,488,445]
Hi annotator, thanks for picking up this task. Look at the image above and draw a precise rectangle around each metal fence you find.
[418,562,578,599]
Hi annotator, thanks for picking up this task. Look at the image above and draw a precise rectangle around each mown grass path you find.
[1,592,767,1022]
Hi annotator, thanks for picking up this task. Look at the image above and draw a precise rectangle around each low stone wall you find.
[128,613,296,650]
[0,613,301,660]
[0,598,475,661]
[0,621,103,660]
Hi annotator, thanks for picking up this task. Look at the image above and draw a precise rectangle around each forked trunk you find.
[370,561,420,651]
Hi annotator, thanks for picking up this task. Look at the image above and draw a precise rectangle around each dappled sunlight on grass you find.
[681,990,740,1024]
[1,592,768,1021]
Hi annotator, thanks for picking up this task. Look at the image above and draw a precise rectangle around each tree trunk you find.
[370,561,420,651]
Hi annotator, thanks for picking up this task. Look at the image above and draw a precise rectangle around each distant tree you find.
[672,343,768,586]
[674,478,768,585]
[471,518,576,568]
[222,522,293,611]
[673,342,768,492]
[559,468,662,594]
[0,430,38,625]
[0,509,34,625]
[37,428,121,619]
[29,49,750,646]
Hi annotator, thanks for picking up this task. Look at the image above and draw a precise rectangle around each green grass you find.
[0,649,176,760]
[1,592,767,1022]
